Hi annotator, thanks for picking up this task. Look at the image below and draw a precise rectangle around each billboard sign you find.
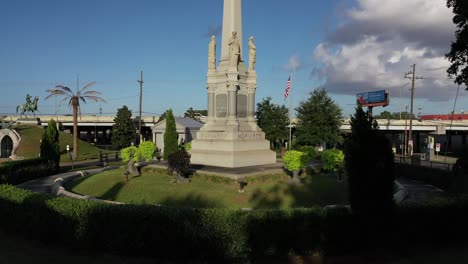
[356,90,389,107]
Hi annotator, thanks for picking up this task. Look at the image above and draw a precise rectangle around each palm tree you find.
[45,81,106,160]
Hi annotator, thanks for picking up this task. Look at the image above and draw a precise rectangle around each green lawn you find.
[66,167,349,209]
[13,124,114,161]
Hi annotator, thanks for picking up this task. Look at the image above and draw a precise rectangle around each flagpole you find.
[289,71,293,150]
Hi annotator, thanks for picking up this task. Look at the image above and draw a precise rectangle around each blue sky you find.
[1,0,463,118]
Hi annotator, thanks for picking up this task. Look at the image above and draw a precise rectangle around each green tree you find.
[373,110,393,119]
[40,119,60,171]
[373,111,416,120]
[295,87,343,147]
[46,81,105,160]
[163,109,178,160]
[446,0,468,89]
[157,110,168,123]
[111,105,136,149]
[345,105,395,216]
[256,97,289,148]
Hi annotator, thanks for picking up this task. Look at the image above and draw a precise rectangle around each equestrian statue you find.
[16,94,39,118]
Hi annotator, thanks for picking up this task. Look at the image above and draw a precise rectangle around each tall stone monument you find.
[190,0,276,168]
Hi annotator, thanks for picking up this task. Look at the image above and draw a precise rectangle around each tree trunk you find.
[72,98,79,160]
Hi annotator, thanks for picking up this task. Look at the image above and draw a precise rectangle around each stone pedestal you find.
[191,131,276,168]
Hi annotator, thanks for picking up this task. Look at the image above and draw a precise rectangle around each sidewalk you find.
[17,167,108,194]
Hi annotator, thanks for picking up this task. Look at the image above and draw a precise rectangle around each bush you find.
[184,142,192,151]
[120,146,140,162]
[321,149,344,172]
[138,141,156,161]
[168,149,191,176]
[0,185,324,260]
[0,158,57,185]
[283,150,306,172]
[300,146,319,163]
[2,184,468,259]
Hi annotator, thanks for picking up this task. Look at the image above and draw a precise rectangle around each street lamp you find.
[66,144,74,169]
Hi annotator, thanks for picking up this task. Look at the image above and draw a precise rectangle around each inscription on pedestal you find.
[237,132,262,140]
[198,133,228,140]
[216,94,227,118]
[197,132,263,140]
[237,94,247,118]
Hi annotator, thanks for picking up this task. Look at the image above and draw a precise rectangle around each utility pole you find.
[137,71,144,143]
[404,64,423,156]
[404,105,408,156]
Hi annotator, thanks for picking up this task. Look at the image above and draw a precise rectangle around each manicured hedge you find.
[0,158,57,185]
[2,184,468,260]
[0,185,323,260]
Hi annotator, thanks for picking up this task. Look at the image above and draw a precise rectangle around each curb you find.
[394,180,409,204]
[51,166,124,205]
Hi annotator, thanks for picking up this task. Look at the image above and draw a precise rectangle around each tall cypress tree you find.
[40,119,60,171]
[345,105,395,216]
[112,105,136,149]
[163,109,178,160]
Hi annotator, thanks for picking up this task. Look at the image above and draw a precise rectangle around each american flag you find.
[284,75,291,100]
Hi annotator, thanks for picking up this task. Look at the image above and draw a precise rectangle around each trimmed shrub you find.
[138,141,156,161]
[120,146,140,162]
[283,150,306,172]
[300,146,319,160]
[321,149,344,172]
[168,149,191,176]
[0,158,56,185]
[0,185,324,260]
[185,141,192,151]
[2,185,468,260]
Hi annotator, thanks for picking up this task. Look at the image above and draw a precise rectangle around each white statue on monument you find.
[228,31,240,69]
[208,35,216,71]
[248,36,256,71]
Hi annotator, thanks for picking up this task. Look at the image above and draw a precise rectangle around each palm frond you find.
[45,90,70,100]
[54,85,75,95]
[83,95,107,103]
[81,91,102,96]
[59,97,71,107]
[80,81,97,92]
[80,97,87,104]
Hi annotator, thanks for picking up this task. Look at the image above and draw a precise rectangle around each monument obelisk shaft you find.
[220,0,243,66]
[190,0,276,168]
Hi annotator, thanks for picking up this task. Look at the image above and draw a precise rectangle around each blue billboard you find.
[356,90,389,107]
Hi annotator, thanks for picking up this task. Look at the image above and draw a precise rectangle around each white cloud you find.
[284,55,303,72]
[314,0,458,103]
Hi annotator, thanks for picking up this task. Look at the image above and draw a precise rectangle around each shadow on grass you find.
[64,176,89,190]
[249,173,348,209]
[160,192,222,208]
[100,182,125,200]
